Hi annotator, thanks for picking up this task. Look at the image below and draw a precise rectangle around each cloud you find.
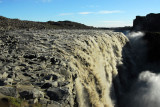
[98,10,122,14]
[59,10,123,16]
[78,10,122,15]
[59,13,73,16]
[78,12,93,15]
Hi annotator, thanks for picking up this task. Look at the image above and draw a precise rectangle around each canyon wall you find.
[133,13,160,32]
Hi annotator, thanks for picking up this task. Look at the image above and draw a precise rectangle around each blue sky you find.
[0,0,160,27]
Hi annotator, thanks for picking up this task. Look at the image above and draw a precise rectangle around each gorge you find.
[0,13,160,107]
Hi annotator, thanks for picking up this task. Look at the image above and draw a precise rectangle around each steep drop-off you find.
[133,13,160,32]
[119,31,160,107]
[0,30,128,107]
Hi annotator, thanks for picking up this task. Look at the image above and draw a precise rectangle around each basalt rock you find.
[133,13,160,32]
[0,29,128,107]
[143,32,160,62]
[0,86,17,97]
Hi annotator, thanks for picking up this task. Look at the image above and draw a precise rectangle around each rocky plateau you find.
[0,29,128,107]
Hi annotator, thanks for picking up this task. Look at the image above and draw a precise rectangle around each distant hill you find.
[0,16,94,30]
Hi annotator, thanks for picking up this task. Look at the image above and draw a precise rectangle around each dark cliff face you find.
[119,31,160,107]
[143,32,160,63]
[133,13,160,32]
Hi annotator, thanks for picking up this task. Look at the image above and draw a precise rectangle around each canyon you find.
[0,13,160,107]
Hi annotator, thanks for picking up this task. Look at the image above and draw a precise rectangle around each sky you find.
[0,0,160,27]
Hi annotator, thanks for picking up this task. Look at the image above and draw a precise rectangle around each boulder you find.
[44,74,58,81]
[41,83,52,89]
[4,78,13,85]
[19,88,44,100]
[41,82,58,89]
[0,86,17,97]
[47,87,69,101]
[1,72,8,79]
[0,79,5,86]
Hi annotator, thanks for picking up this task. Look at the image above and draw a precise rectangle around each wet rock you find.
[39,98,50,104]
[4,78,13,85]
[58,81,70,87]
[38,56,47,62]
[50,57,61,65]
[19,63,27,66]
[23,73,31,77]
[52,82,58,87]
[1,72,8,79]
[19,88,44,100]
[44,74,58,81]
[47,87,68,101]
[8,72,16,79]
[41,82,58,89]
[47,87,69,101]
[19,91,33,100]
[41,83,52,89]
[0,86,17,97]
[0,79,5,86]
[23,54,37,59]
[47,102,62,107]
[28,98,38,104]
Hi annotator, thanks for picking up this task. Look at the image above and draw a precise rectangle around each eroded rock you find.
[0,30,128,107]
[47,87,69,101]
[0,86,17,97]
[19,88,44,100]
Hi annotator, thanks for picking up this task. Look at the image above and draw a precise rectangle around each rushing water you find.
[119,31,160,107]
[1,30,159,107]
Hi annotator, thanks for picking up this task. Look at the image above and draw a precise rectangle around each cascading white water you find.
[5,30,128,107]
[120,31,160,107]
[2,29,160,107]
